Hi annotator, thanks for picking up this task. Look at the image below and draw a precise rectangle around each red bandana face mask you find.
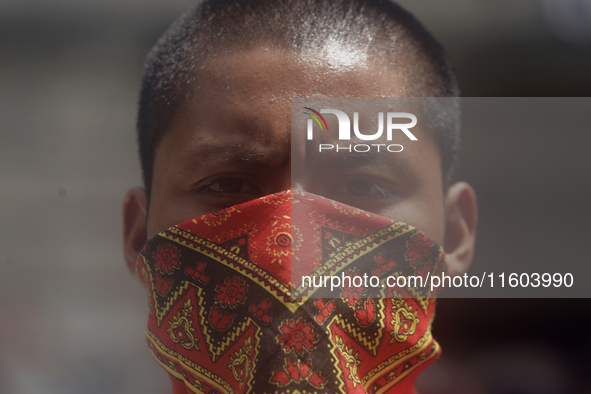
[136,190,446,394]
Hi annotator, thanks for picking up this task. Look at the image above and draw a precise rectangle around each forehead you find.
[168,46,422,148]
[190,46,415,107]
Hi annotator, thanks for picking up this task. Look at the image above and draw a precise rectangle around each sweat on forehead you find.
[137,0,460,197]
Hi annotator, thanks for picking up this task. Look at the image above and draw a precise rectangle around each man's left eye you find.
[208,178,243,193]
[346,180,374,196]
[196,177,259,196]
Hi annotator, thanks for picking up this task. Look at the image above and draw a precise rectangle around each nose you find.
[271,164,292,194]
[290,175,315,194]
[291,182,304,191]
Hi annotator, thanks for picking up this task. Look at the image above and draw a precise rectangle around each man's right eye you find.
[195,176,260,196]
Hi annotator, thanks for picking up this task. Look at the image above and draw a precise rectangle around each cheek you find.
[413,204,445,245]
[146,164,198,239]
[401,137,445,243]
[146,193,185,239]
[147,180,216,239]
[412,177,446,244]
[379,200,445,245]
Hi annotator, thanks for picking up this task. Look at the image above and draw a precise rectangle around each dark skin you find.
[123,47,477,278]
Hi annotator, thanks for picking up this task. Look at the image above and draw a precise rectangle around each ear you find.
[123,187,148,276]
[443,182,478,276]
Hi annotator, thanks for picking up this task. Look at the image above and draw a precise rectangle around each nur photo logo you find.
[303,107,418,153]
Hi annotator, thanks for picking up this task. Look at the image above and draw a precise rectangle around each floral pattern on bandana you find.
[137,191,445,394]
[405,233,434,267]
[269,357,327,388]
[152,243,180,275]
[340,267,367,307]
[215,276,248,308]
[277,318,319,355]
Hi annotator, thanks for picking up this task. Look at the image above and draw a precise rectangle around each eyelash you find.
[195,176,259,196]
[194,176,396,201]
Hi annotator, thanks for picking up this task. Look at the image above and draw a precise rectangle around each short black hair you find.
[137,0,460,197]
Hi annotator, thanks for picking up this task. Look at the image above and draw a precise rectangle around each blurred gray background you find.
[1,0,590,393]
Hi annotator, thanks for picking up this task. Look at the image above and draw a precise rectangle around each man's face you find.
[147,47,445,243]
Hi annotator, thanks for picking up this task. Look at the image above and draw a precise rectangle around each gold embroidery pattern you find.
[227,337,253,387]
[147,329,236,394]
[328,298,386,356]
[167,298,199,350]
[390,299,420,344]
[334,335,362,388]
[162,227,302,312]
[264,215,292,265]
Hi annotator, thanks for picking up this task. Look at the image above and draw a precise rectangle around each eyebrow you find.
[304,149,421,189]
[179,140,416,183]
[311,150,412,172]
[182,141,290,171]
